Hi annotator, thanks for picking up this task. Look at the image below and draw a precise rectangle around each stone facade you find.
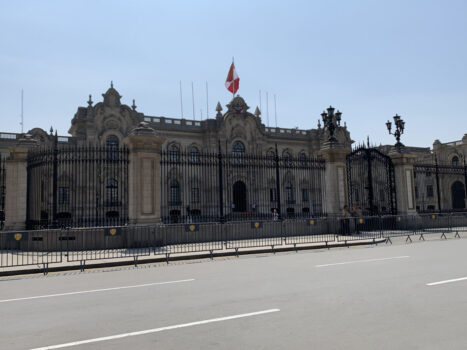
[0,83,465,229]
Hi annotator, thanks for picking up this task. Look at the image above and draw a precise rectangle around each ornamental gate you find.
[346,148,396,215]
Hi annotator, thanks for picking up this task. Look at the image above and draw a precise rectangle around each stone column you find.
[125,123,165,225]
[317,142,350,216]
[389,150,417,215]
[4,137,38,230]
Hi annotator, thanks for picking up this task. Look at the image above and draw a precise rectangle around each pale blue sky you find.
[1,0,466,147]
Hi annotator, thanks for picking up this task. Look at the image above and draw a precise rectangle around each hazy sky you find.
[1,0,466,147]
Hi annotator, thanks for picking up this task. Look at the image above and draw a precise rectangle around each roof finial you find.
[254,106,261,117]
[111,81,113,88]
[49,126,53,135]
[215,102,223,118]
[132,99,137,111]
[88,94,93,107]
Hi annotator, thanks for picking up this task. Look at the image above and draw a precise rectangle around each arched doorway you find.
[233,181,247,212]
[451,181,466,210]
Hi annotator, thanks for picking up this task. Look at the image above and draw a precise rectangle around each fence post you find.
[274,144,282,220]
[464,159,467,202]
[218,141,224,223]
[389,151,417,215]
[435,154,441,212]
[52,132,58,228]
[4,136,37,230]
[316,143,350,216]
[125,125,165,225]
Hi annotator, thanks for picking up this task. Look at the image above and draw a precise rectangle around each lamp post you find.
[386,114,405,150]
[321,106,341,142]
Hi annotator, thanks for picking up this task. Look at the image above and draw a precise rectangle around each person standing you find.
[341,205,351,235]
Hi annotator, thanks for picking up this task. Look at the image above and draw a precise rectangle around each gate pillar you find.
[317,143,350,216]
[125,123,165,224]
[389,151,417,215]
[4,136,37,230]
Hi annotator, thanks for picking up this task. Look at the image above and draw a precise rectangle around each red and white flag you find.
[225,62,240,94]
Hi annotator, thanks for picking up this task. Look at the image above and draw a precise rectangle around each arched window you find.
[106,135,119,149]
[106,135,119,160]
[106,178,118,206]
[190,146,200,163]
[170,179,181,205]
[169,145,180,163]
[232,141,245,156]
[452,156,460,166]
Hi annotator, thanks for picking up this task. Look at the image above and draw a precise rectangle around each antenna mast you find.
[191,81,195,120]
[179,81,184,118]
[206,81,209,119]
[266,92,269,127]
[274,94,278,128]
[21,89,24,133]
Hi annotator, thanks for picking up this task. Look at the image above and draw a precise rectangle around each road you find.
[1,238,467,349]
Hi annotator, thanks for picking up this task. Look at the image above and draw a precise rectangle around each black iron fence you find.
[414,158,467,213]
[161,146,326,223]
[26,142,129,229]
[3,213,467,272]
[0,156,5,230]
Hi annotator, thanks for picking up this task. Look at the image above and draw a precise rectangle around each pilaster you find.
[317,142,351,216]
[389,150,417,215]
[124,123,165,224]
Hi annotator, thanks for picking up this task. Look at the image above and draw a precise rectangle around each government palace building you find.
[0,84,465,230]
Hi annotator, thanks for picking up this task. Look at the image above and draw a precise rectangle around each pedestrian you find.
[341,205,351,235]
[273,208,279,221]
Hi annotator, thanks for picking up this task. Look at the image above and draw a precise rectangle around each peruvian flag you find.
[225,62,240,94]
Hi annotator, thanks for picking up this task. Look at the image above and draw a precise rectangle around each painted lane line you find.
[29,308,280,350]
[316,256,410,267]
[427,277,467,286]
[0,279,195,303]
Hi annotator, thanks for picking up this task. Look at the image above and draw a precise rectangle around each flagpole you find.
[206,81,209,119]
[191,81,195,120]
[232,57,235,98]
[266,92,269,127]
[274,94,278,128]
[179,81,184,118]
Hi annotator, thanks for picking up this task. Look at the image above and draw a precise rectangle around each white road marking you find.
[0,279,195,303]
[427,277,467,286]
[316,256,410,267]
[29,308,280,350]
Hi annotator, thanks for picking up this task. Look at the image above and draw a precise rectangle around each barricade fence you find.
[2,213,467,270]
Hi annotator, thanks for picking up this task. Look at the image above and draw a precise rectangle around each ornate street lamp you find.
[386,114,405,150]
[321,106,341,142]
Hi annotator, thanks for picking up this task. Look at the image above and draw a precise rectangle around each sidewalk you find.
[0,234,385,276]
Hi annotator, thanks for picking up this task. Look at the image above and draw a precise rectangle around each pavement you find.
[1,233,467,349]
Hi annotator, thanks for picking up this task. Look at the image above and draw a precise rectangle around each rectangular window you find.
[191,188,200,203]
[427,185,434,198]
[270,188,277,202]
[301,189,309,202]
[415,186,419,199]
[59,187,69,205]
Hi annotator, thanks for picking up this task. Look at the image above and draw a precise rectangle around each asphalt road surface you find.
[2,238,467,349]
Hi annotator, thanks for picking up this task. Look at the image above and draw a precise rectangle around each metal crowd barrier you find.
[2,213,467,272]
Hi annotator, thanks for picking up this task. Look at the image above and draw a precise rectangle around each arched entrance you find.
[451,181,465,210]
[233,181,247,212]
